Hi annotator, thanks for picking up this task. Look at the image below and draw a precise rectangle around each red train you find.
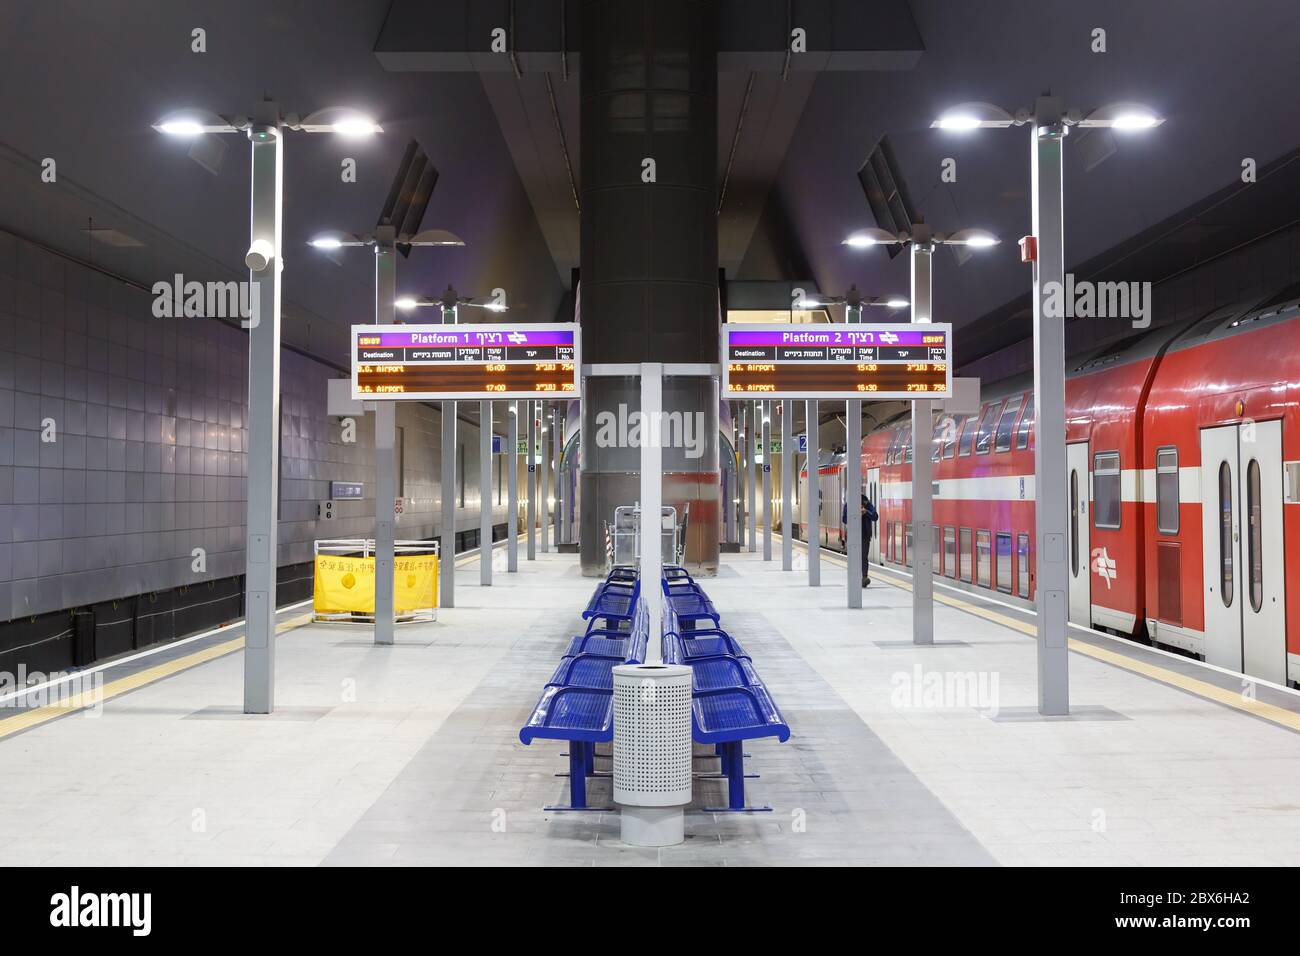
[799,286,1300,688]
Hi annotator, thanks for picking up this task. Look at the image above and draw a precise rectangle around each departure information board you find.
[351,323,580,401]
[722,323,952,400]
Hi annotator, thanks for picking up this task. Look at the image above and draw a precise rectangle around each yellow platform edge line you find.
[0,613,312,742]
[787,538,1300,732]
[0,535,526,742]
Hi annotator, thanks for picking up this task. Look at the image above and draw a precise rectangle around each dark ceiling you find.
[2,1,1298,375]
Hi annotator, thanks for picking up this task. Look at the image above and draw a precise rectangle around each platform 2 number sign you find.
[723,323,953,401]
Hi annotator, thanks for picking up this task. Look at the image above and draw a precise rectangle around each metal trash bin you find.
[612,663,693,846]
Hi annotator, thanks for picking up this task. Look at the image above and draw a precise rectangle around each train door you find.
[1066,442,1091,627]
[867,468,881,564]
[1200,422,1285,683]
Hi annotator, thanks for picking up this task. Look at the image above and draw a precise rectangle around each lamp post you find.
[309,230,462,645]
[843,226,999,638]
[797,287,907,605]
[155,103,380,714]
[932,96,1163,715]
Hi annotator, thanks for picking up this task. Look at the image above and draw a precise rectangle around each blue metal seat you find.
[582,579,640,627]
[547,655,618,691]
[664,588,719,627]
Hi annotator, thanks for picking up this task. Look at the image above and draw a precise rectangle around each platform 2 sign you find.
[723,323,952,400]
[351,323,580,401]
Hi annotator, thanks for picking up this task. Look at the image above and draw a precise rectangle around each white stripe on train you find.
[878,467,1204,505]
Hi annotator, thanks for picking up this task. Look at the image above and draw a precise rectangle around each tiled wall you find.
[0,230,510,622]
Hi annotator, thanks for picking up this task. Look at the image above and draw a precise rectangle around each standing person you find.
[842,493,879,586]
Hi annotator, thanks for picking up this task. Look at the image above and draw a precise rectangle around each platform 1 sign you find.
[723,323,952,400]
[351,323,580,401]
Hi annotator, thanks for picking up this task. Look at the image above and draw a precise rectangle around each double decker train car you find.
[800,284,1300,688]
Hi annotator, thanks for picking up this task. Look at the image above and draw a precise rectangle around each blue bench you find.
[662,599,789,812]
[582,578,640,629]
[661,578,720,627]
[520,581,649,810]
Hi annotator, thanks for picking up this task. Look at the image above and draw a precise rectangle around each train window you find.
[886,432,899,464]
[1015,394,1035,449]
[959,528,973,582]
[905,527,914,567]
[932,525,941,575]
[1070,470,1080,576]
[996,532,1013,593]
[942,415,963,459]
[1247,458,1262,613]
[1093,451,1121,529]
[1155,446,1179,534]
[976,530,992,587]
[944,527,957,578]
[894,522,904,565]
[1017,534,1030,597]
[1218,462,1234,607]
[975,400,1004,455]
[994,396,1023,452]
[958,415,977,457]
[903,426,913,463]
[930,418,943,462]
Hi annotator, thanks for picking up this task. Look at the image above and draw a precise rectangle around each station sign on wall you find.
[723,323,952,400]
[351,323,580,401]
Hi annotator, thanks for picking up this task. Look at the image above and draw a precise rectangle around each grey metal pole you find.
[242,115,283,714]
[372,232,397,646]
[439,304,457,608]
[761,402,772,561]
[846,303,863,608]
[911,237,935,645]
[440,402,456,608]
[640,364,664,661]
[1032,99,1071,715]
[781,399,793,570]
[738,405,748,554]
[807,399,820,586]
[554,404,565,544]
[480,400,492,585]
[746,403,757,551]
[507,401,518,571]
[526,401,536,560]
[541,402,550,553]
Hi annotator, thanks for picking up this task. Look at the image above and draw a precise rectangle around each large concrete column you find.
[578,0,719,576]
[806,400,819,586]
[440,402,455,608]
[845,304,863,608]
[527,401,536,560]
[745,403,757,551]
[243,116,283,714]
[480,400,492,585]
[540,402,550,553]
[761,402,772,561]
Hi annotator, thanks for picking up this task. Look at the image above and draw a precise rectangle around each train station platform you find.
[1,545,1297,867]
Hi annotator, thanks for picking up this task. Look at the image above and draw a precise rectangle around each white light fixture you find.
[1077,102,1165,130]
[407,229,465,247]
[842,228,900,248]
[159,119,205,137]
[153,109,243,137]
[931,102,1019,131]
[886,297,909,308]
[395,297,418,310]
[309,236,343,249]
[944,229,1000,247]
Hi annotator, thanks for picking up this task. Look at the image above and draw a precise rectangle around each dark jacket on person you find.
[842,497,879,541]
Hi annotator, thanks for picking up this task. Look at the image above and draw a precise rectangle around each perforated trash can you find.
[612,663,693,846]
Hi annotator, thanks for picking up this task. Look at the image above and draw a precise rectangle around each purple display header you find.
[358,328,575,348]
[727,328,943,347]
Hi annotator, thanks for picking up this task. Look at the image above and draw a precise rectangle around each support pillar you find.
[243,115,283,714]
[507,401,518,571]
[641,364,664,662]
[1032,100,1071,714]
[761,402,772,561]
[527,401,536,560]
[480,400,492,585]
[806,400,820,586]
[440,402,456,608]
[780,399,793,570]
[911,238,935,645]
[372,231,397,646]
[846,301,864,607]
